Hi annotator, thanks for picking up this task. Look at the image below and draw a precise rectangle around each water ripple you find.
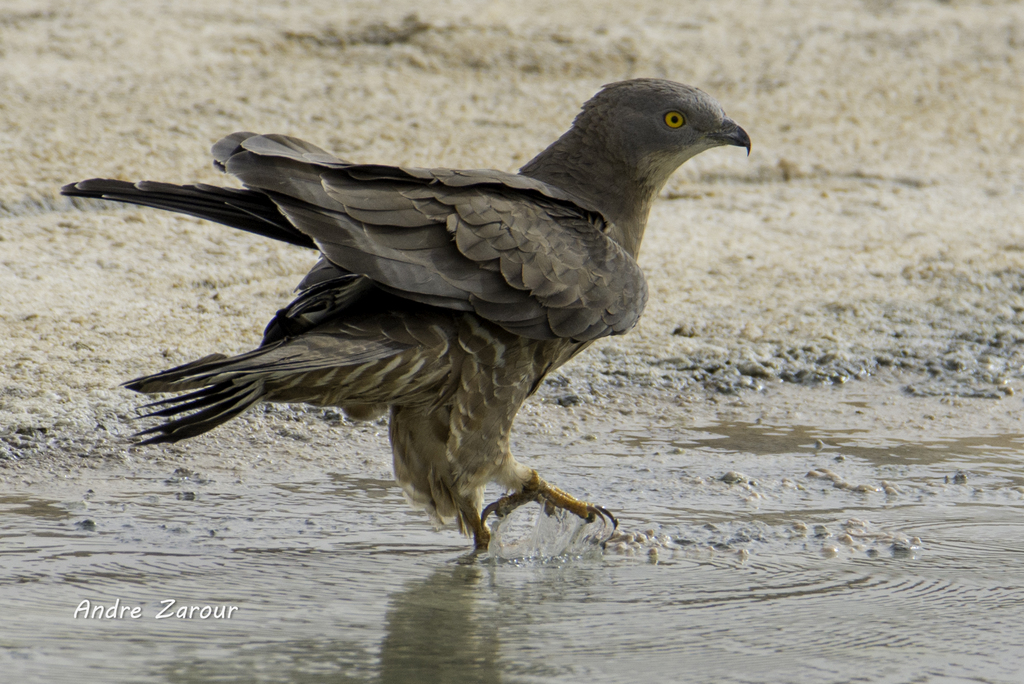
[2,424,1024,683]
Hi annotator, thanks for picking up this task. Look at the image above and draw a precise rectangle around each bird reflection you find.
[378,562,500,684]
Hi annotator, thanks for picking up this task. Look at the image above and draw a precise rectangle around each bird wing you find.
[219,133,648,341]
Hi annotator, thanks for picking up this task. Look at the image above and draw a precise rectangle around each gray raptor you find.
[62,78,750,549]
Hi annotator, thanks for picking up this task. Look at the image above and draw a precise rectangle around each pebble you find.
[603,526,685,558]
[807,468,879,493]
[807,468,842,482]
[605,541,628,554]
[720,471,748,485]
[600,517,922,562]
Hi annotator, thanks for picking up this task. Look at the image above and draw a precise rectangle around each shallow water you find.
[3,421,1024,684]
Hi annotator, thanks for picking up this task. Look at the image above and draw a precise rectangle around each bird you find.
[62,78,750,550]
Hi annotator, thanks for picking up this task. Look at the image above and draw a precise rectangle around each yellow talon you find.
[481,471,618,531]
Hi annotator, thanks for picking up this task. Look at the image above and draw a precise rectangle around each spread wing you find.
[218,133,648,341]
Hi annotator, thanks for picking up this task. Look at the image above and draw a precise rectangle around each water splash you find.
[486,503,611,561]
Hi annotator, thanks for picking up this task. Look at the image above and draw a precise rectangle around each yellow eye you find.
[664,111,685,128]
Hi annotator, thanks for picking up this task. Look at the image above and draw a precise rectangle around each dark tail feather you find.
[124,352,272,444]
[139,383,238,416]
[135,380,266,445]
[61,178,317,250]
[123,353,232,393]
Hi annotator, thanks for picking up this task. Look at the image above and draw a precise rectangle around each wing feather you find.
[219,133,647,341]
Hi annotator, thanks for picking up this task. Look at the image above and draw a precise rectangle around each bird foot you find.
[480,471,618,533]
[472,526,491,552]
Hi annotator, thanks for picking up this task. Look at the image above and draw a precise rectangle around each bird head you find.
[520,78,750,255]
[576,79,750,191]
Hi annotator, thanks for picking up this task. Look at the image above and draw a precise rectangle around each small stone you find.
[720,471,747,485]
[891,539,916,556]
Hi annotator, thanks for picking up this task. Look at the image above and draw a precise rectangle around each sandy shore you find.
[3,0,1024,484]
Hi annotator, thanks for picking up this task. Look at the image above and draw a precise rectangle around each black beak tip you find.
[719,119,751,156]
[734,125,752,156]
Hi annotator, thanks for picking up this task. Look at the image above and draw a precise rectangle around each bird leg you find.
[460,500,491,551]
[471,524,491,551]
[480,470,618,533]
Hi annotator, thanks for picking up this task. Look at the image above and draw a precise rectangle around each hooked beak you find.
[714,118,751,156]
